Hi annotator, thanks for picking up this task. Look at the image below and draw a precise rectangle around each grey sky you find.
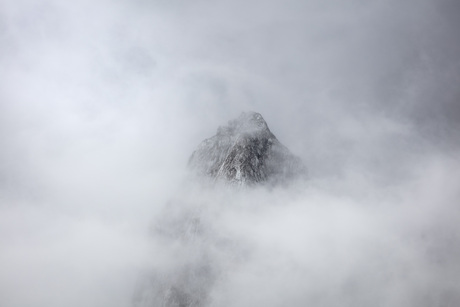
[1,0,459,306]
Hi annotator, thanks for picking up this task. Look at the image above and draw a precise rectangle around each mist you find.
[1,0,460,306]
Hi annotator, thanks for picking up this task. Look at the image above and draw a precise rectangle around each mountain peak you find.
[217,112,270,136]
[189,112,306,186]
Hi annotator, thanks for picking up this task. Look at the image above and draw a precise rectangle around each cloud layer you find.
[1,0,459,306]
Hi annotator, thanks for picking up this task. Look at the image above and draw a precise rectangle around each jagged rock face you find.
[134,113,307,307]
[188,112,306,185]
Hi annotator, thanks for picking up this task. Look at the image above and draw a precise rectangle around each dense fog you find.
[1,0,459,306]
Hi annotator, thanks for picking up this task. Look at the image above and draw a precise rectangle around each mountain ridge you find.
[188,112,306,186]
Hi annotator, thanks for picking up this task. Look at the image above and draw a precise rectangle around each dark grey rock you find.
[188,112,307,186]
[134,112,306,307]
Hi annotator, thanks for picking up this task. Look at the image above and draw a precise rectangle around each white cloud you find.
[1,0,459,306]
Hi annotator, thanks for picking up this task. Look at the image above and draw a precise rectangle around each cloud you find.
[0,0,459,306]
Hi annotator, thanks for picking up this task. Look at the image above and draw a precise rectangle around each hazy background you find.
[1,0,459,306]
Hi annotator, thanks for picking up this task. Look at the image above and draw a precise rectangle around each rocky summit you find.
[188,112,306,186]
[133,112,307,307]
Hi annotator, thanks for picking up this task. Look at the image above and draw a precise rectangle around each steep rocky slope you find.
[134,112,307,307]
[188,112,306,185]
